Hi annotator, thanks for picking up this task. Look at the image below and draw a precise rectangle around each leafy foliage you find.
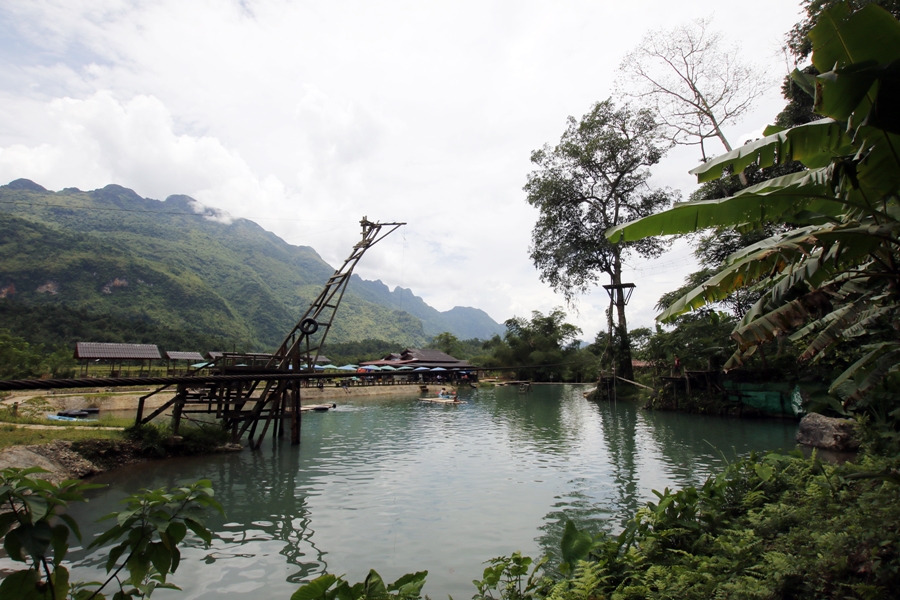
[289,569,427,600]
[525,100,674,301]
[0,328,75,380]
[472,552,546,600]
[483,451,900,599]
[786,0,900,61]
[489,309,582,382]
[525,100,677,379]
[85,480,224,599]
[123,422,230,458]
[0,468,221,600]
[607,4,900,413]
[0,299,233,361]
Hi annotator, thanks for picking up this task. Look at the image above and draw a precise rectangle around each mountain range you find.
[0,179,504,351]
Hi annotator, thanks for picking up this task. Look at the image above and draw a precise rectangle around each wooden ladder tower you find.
[136,217,405,449]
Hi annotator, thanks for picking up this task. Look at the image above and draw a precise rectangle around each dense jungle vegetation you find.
[0,181,503,353]
[5,2,900,599]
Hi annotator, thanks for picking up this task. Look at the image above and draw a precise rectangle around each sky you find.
[0,0,806,343]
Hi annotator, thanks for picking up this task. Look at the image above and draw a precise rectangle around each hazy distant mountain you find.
[350,276,505,339]
[0,179,504,350]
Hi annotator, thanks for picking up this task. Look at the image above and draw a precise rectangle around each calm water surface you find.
[60,384,798,598]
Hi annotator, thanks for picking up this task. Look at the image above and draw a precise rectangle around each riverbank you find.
[0,440,138,483]
[0,383,457,482]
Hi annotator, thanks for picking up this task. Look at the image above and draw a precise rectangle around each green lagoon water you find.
[59,384,799,598]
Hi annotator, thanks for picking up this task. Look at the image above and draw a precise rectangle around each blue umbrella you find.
[413,367,430,372]
[431,367,447,371]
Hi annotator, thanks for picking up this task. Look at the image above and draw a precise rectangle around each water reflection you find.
[50,386,798,599]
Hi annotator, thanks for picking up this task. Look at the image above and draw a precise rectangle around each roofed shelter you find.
[361,348,472,369]
[360,348,475,382]
[74,342,162,377]
[166,351,206,375]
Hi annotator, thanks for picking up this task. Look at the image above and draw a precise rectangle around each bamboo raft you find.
[418,397,465,404]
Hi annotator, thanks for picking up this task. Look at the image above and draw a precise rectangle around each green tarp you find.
[723,381,804,416]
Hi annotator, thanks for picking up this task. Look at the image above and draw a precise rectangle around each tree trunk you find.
[612,254,634,381]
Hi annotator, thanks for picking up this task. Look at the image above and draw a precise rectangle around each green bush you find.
[124,422,172,457]
[178,422,230,454]
[124,421,230,457]
[483,451,900,599]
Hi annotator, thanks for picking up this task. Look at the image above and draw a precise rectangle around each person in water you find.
[438,388,459,401]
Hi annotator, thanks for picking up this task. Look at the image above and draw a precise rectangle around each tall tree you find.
[616,17,769,164]
[493,308,581,381]
[525,100,677,380]
[607,4,900,410]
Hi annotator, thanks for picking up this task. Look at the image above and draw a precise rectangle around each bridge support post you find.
[171,384,185,436]
[291,381,301,445]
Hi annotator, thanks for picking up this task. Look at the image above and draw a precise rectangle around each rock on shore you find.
[0,441,102,483]
[796,413,860,452]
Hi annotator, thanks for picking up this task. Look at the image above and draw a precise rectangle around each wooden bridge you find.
[138,217,406,449]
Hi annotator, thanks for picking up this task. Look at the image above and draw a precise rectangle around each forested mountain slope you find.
[0,179,502,351]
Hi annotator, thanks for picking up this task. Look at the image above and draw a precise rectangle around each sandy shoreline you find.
[1,382,458,415]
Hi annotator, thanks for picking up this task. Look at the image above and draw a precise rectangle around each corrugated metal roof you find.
[166,351,205,361]
[402,349,464,363]
[307,355,330,363]
[75,342,161,360]
[360,348,472,369]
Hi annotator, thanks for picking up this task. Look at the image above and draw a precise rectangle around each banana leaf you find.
[829,343,900,401]
[606,169,842,243]
[688,120,854,183]
[730,291,832,352]
[853,128,900,199]
[810,4,900,74]
[656,220,892,322]
[798,296,871,361]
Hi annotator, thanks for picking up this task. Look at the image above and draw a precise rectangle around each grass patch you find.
[0,424,124,450]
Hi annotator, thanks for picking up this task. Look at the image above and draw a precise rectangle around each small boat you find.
[48,415,97,422]
[418,397,465,404]
[301,403,337,412]
[57,410,91,418]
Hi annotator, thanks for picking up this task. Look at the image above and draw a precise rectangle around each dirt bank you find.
[0,440,142,484]
[0,438,244,484]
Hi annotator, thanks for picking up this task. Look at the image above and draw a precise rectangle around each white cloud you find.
[0,0,805,338]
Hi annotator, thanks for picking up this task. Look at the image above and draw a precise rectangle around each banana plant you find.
[606,3,900,406]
